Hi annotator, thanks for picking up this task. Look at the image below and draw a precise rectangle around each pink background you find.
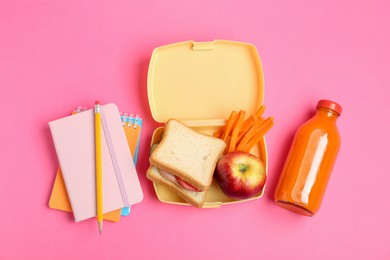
[1,0,389,259]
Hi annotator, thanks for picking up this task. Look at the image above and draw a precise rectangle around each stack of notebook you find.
[48,103,143,223]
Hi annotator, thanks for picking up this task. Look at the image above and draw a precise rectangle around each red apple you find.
[215,151,266,199]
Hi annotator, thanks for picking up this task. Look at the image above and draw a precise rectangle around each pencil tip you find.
[98,221,103,235]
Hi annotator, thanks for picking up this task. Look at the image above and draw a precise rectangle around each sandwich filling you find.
[158,169,201,192]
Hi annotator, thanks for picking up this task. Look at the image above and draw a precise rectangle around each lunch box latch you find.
[192,41,216,51]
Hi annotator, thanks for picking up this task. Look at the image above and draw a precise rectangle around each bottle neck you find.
[316,107,339,121]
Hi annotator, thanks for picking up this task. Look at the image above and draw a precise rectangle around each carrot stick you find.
[255,105,265,119]
[227,110,246,153]
[213,128,223,138]
[236,105,264,140]
[239,116,256,135]
[238,116,260,142]
[242,117,274,152]
[221,110,238,142]
[236,118,264,151]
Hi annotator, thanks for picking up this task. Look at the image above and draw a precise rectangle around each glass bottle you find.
[274,100,342,216]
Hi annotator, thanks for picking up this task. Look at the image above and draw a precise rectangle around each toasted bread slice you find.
[149,119,226,190]
[146,166,208,208]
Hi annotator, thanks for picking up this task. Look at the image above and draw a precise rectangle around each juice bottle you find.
[274,100,342,216]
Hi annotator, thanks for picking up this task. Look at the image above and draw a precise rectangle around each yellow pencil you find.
[94,101,103,235]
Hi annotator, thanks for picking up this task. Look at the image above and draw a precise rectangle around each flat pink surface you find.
[1,1,389,259]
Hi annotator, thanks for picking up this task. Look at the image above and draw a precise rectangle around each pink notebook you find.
[49,103,143,222]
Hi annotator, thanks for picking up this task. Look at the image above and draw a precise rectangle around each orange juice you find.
[274,100,342,216]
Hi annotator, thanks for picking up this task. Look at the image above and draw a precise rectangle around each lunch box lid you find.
[147,40,264,125]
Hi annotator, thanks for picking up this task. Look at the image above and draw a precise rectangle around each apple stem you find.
[239,164,248,173]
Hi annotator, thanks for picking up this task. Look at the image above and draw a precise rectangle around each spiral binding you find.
[120,113,140,129]
[72,106,140,128]
[73,106,89,114]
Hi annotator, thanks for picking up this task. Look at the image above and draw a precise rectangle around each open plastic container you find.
[147,40,267,208]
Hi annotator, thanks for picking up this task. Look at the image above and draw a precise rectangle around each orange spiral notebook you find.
[48,105,142,222]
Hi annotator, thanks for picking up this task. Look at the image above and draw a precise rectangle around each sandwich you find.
[147,119,226,207]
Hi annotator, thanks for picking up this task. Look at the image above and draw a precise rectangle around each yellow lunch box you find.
[147,40,267,208]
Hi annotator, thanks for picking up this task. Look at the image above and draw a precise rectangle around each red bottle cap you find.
[317,100,342,116]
